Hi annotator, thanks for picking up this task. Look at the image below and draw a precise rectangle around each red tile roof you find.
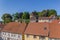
[24,20,60,38]
[2,22,26,34]
[1,20,60,38]
[24,22,49,36]
[49,20,60,38]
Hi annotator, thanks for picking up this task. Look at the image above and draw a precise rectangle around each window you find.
[14,34,16,37]
[18,35,20,38]
[7,38,10,40]
[27,34,29,37]
[44,27,47,30]
[39,36,45,40]
[8,33,10,36]
[3,32,6,35]
[3,38,7,40]
[33,35,36,38]
[11,34,16,37]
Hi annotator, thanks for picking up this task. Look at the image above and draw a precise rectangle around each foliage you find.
[25,19,30,24]
[18,19,23,23]
[18,12,23,19]
[1,9,58,24]
[32,11,38,17]
[1,13,12,24]
[12,12,19,21]
[48,9,57,16]
[22,12,30,19]
[38,10,42,17]
[38,9,57,17]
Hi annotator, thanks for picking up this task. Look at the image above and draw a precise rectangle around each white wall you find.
[1,32,22,40]
[38,20,50,22]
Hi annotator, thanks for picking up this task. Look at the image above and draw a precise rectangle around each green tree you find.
[38,12,43,17]
[22,12,30,19]
[25,19,30,24]
[32,11,38,17]
[12,12,19,21]
[1,13,12,24]
[39,9,57,17]
[18,12,23,19]
[48,9,57,16]
[41,10,49,17]
[22,12,30,23]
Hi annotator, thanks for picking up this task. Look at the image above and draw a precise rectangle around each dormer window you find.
[44,27,47,30]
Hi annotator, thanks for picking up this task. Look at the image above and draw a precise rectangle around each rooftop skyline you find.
[0,0,60,21]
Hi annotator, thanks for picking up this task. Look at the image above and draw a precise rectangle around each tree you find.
[22,12,30,19]
[25,19,30,24]
[22,12,30,23]
[12,12,19,21]
[32,11,38,17]
[41,10,49,17]
[18,12,23,19]
[1,13,12,24]
[48,9,57,16]
[38,12,43,17]
[39,9,57,17]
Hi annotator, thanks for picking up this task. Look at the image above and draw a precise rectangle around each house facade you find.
[38,15,57,22]
[30,13,57,22]
[48,20,60,40]
[38,17,50,22]
[0,19,60,40]
[30,13,37,22]
[24,20,60,40]
[24,35,48,40]
[1,32,22,40]
[24,22,49,40]
[1,22,26,40]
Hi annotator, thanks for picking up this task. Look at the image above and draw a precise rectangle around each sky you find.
[0,0,60,21]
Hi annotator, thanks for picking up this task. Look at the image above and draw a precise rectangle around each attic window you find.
[44,27,47,30]
[39,36,45,39]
